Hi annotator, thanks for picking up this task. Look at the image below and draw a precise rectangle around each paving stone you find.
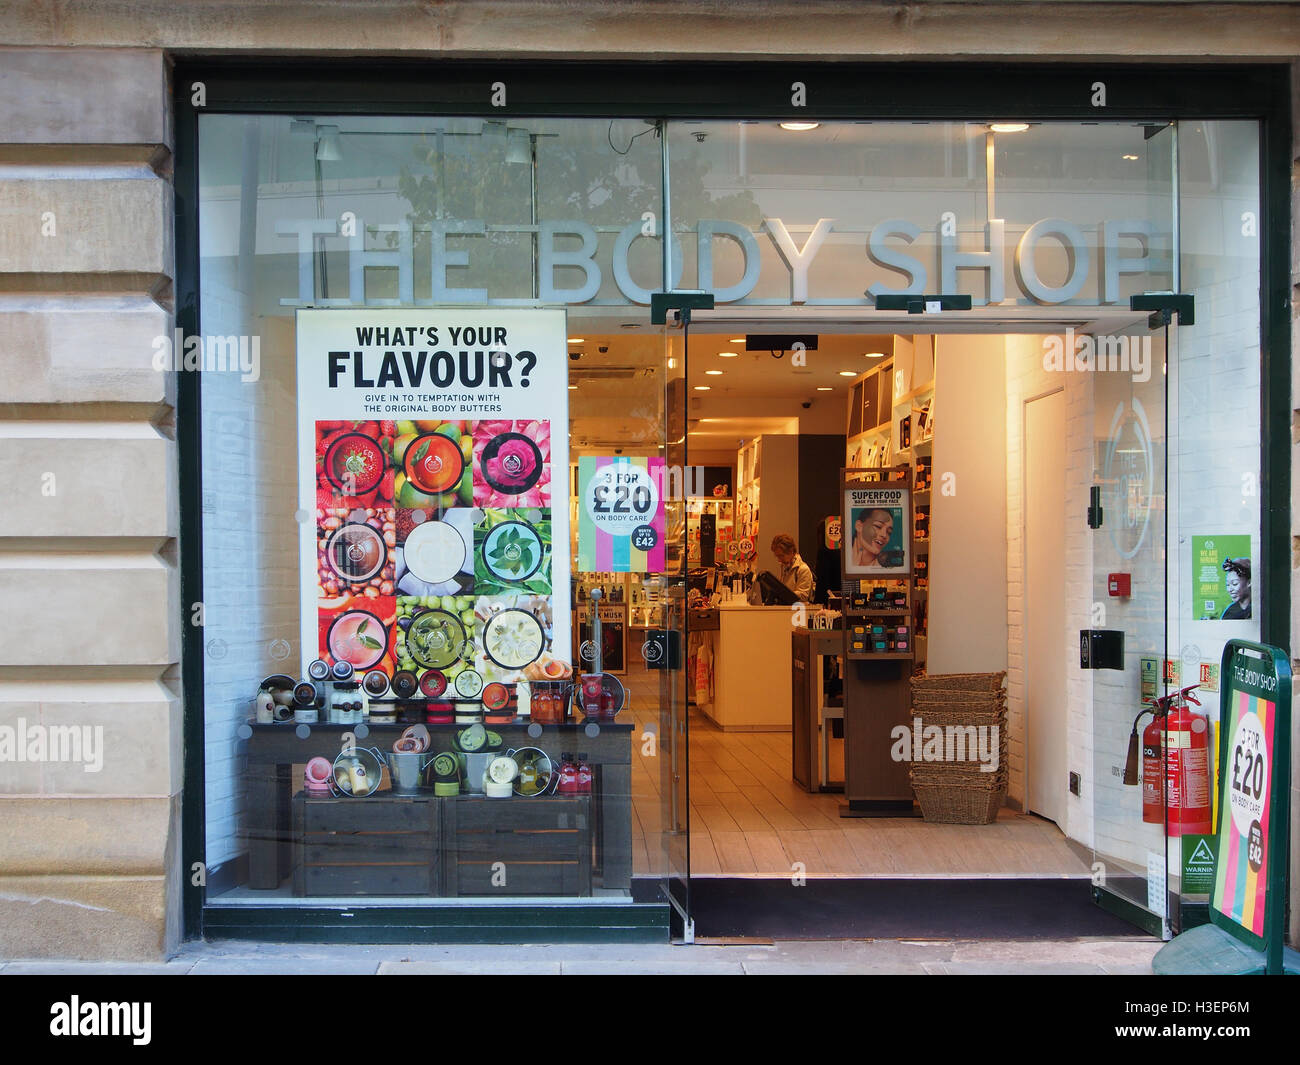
[378,959,562,975]
[2,961,193,975]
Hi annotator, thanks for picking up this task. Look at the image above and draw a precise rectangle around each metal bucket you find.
[387,749,434,792]
[460,751,496,794]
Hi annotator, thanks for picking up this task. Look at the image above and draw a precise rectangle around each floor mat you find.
[689,878,1149,939]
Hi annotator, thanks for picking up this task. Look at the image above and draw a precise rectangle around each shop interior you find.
[568,318,1149,880]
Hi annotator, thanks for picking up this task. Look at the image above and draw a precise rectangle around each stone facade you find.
[0,3,1295,958]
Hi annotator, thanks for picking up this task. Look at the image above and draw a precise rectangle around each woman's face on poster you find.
[857,509,893,554]
[1226,570,1248,602]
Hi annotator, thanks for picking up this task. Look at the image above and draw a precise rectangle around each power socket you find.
[1069,772,1081,797]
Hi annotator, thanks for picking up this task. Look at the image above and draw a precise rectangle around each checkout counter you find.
[695,599,794,731]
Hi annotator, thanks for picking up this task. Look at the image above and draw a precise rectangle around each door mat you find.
[689,878,1150,940]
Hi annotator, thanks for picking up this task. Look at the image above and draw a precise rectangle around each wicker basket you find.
[912,688,1006,704]
[911,699,1006,717]
[911,765,1008,787]
[912,783,1005,825]
[912,671,1007,693]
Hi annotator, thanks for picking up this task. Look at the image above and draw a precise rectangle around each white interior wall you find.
[1003,334,1095,826]
[200,286,300,876]
[926,335,1009,680]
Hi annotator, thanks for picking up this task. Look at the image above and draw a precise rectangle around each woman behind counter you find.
[770,533,815,603]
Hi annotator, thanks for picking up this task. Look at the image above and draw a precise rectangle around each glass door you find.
[1087,121,1178,935]
[1088,311,1176,936]
[655,313,691,936]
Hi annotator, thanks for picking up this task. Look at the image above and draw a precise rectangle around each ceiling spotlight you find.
[568,385,577,390]
[780,122,820,132]
[568,337,585,343]
[705,370,723,376]
[1122,153,1139,161]
[717,351,738,358]
[838,370,858,377]
[990,122,1029,133]
[694,385,711,391]
[729,338,745,343]
[864,351,886,359]
[816,386,833,391]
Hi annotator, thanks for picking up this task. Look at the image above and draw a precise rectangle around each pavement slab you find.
[0,936,1162,975]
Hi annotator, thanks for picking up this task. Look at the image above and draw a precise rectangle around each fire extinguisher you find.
[1122,684,1212,835]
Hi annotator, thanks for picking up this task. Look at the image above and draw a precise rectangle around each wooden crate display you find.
[292,793,439,897]
[444,797,593,897]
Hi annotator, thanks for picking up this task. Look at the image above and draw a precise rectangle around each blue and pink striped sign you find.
[577,456,666,573]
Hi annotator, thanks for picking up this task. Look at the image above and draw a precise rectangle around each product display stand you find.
[791,627,845,792]
[838,467,918,817]
[243,720,631,894]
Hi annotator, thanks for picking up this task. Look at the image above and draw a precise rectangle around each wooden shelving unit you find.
[844,335,935,671]
[839,465,918,816]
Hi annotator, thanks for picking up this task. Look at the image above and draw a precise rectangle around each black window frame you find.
[174,59,1293,942]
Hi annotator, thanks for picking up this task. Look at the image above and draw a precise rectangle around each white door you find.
[1025,390,1067,825]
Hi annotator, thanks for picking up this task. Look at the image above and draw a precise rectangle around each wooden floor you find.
[623,663,1090,879]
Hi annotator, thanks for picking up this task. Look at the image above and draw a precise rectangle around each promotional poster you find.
[844,485,911,574]
[576,455,666,572]
[1192,534,1253,621]
[297,309,572,691]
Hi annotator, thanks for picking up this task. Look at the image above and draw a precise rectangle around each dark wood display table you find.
[244,720,631,894]
[292,792,593,898]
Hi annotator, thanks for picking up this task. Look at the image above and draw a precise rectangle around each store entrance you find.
[653,311,1155,901]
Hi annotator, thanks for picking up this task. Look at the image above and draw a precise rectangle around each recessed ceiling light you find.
[864,351,886,359]
[568,337,584,343]
[729,338,745,343]
[705,370,723,376]
[816,386,833,391]
[990,122,1029,133]
[568,384,578,390]
[694,385,711,391]
[1122,153,1139,161]
[838,370,858,377]
[780,121,820,132]
[718,351,738,358]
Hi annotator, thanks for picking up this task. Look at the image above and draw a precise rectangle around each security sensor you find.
[801,400,813,409]
[598,345,609,354]
[614,448,623,455]
[569,351,582,361]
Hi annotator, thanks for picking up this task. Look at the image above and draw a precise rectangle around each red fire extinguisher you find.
[1122,684,1212,836]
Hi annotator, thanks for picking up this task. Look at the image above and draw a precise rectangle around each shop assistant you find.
[771,533,815,602]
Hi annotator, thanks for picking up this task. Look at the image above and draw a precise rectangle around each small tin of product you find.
[331,661,355,682]
[307,659,332,683]
[390,670,419,700]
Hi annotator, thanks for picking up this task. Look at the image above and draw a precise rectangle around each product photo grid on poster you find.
[299,310,572,702]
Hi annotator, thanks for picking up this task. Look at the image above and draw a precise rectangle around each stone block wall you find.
[0,48,181,960]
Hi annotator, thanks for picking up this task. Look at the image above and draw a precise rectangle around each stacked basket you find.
[909,672,1008,824]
